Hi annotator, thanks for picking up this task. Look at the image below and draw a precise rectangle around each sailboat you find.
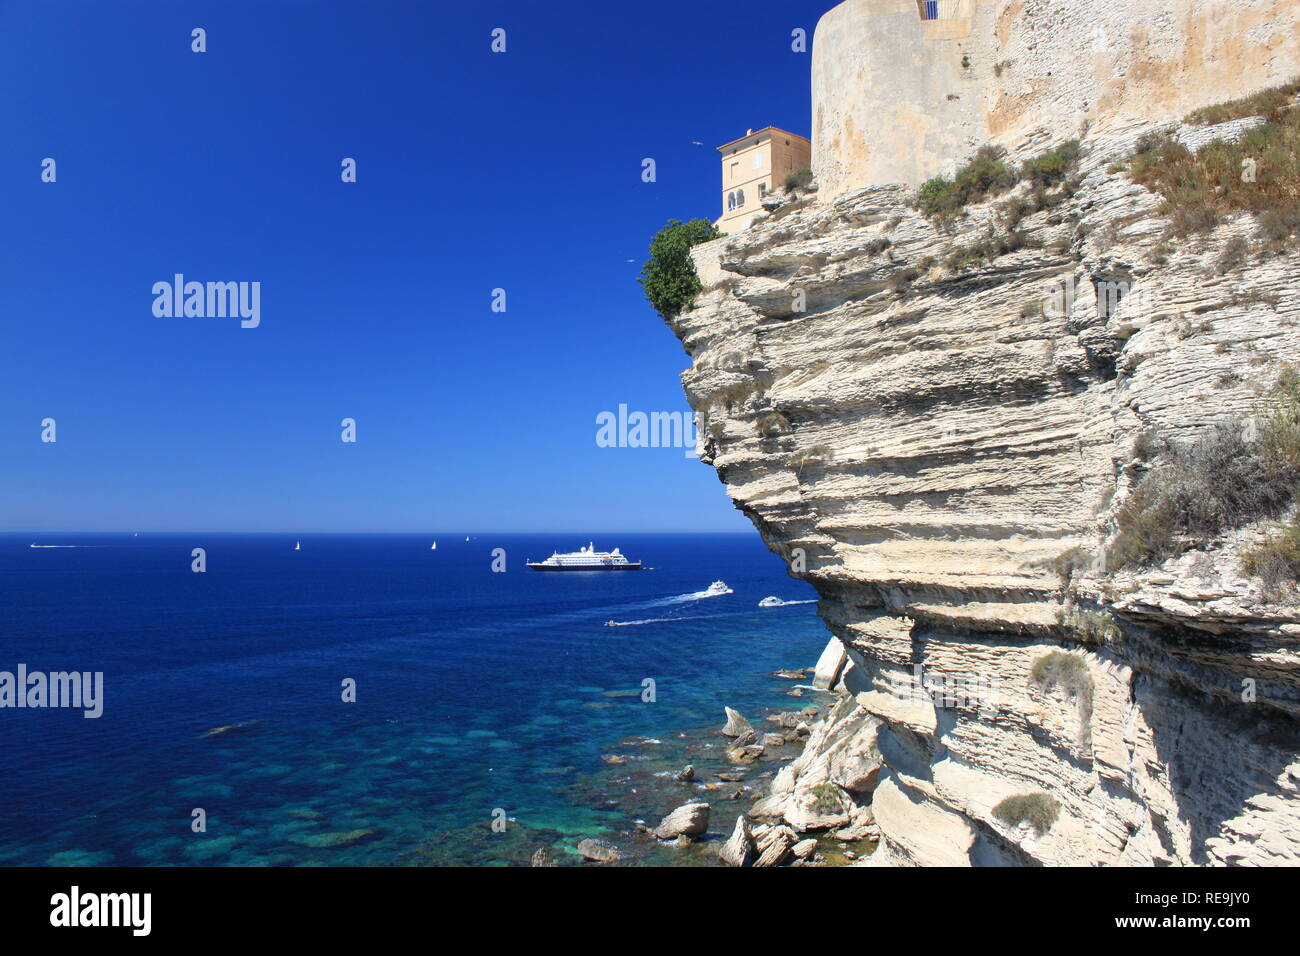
[293,541,301,551]
[430,542,437,550]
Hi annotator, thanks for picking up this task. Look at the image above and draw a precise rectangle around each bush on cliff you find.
[1107,368,1300,572]
[917,145,1018,219]
[639,218,723,320]
[1183,77,1300,126]
[917,141,1080,222]
[992,793,1060,836]
[784,166,815,193]
[1123,86,1300,238]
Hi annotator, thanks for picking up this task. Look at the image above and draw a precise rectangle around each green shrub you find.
[1183,77,1300,126]
[1056,610,1119,646]
[1031,650,1093,695]
[917,142,1080,222]
[756,411,791,437]
[1021,140,1081,189]
[784,166,814,193]
[810,782,842,811]
[1125,105,1300,239]
[993,793,1060,836]
[1215,236,1251,274]
[916,146,1018,218]
[638,218,722,320]
[1051,546,1092,582]
[1108,372,1300,571]
[1242,516,1300,591]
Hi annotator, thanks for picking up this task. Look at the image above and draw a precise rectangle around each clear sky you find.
[1,0,824,533]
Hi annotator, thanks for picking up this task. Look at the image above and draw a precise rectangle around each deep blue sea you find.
[0,532,828,865]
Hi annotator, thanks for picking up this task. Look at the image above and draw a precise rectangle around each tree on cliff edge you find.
[639,218,722,320]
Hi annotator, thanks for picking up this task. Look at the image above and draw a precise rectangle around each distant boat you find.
[526,542,642,572]
[430,542,437,550]
[704,580,732,595]
[759,596,783,607]
[465,536,470,542]
[293,541,300,551]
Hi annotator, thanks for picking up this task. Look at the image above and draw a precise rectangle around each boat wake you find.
[604,612,727,628]
[28,544,119,549]
[650,581,734,606]
[758,597,817,608]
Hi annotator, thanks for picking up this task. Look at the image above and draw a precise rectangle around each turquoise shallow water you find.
[0,532,829,865]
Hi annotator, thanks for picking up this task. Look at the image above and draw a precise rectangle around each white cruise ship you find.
[526,542,642,572]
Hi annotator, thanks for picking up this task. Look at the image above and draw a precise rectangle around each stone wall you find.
[812,0,1300,198]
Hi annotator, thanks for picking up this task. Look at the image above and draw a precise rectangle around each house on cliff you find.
[714,127,811,234]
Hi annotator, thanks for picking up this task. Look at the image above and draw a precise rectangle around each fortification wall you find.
[812,0,1300,198]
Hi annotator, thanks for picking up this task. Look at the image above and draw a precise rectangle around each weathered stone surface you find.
[792,838,819,860]
[718,815,756,867]
[653,803,710,841]
[812,636,848,689]
[720,707,757,744]
[676,115,1300,866]
[753,824,796,867]
[811,0,1300,198]
[675,765,695,783]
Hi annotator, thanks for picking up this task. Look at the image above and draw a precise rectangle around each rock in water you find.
[675,764,695,782]
[791,838,818,860]
[812,637,848,690]
[720,707,756,741]
[576,838,622,863]
[725,743,765,764]
[718,815,756,867]
[654,802,710,840]
[530,847,555,867]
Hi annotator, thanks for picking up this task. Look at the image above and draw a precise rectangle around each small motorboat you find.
[704,580,732,595]
[758,596,784,607]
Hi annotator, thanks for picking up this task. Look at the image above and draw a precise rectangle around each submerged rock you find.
[530,847,556,867]
[725,744,765,765]
[675,765,695,782]
[576,838,622,863]
[289,828,377,849]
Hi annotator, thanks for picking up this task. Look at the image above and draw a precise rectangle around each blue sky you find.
[0,0,823,533]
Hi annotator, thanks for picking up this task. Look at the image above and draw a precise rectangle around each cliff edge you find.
[672,107,1300,864]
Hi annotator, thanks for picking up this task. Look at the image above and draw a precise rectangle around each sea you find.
[0,532,831,866]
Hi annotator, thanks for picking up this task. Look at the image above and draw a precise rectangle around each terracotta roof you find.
[716,126,811,152]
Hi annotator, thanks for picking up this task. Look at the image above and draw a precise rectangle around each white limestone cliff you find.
[675,114,1300,865]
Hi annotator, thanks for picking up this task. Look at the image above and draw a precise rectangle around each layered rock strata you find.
[677,118,1300,865]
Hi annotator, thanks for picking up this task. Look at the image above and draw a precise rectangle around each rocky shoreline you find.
[533,638,882,867]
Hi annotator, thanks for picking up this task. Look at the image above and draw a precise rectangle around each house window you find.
[753,152,763,170]
[736,188,745,207]
[759,182,767,197]
[730,162,739,182]
[727,192,736,210]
